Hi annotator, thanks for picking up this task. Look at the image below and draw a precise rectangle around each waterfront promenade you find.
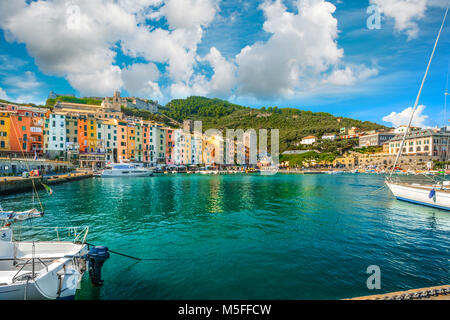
[0,171,93,194]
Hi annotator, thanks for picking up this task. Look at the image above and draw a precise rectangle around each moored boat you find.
[101,163,153,177]
[386,181,450,210]
[0,210,110,300]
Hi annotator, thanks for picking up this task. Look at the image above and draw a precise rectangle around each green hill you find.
[162,96,388,152]
[45,96,102,108]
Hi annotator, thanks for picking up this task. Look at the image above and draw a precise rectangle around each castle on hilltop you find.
[102,90,158,113]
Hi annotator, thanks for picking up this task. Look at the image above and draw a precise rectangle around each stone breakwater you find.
[0,172,93,195]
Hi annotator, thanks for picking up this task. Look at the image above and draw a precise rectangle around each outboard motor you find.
[87,246,110,286]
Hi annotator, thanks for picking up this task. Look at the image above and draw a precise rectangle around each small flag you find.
[42,183,53,195]
[34,150,37,161]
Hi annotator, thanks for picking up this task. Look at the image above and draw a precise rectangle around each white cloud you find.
[159,0,218,29]
[234,0,376,99]
[0,88,9,100]
[0,0,378,102]
[7,71,42,91]
[382,105,429,127]
[122,63,162,99]
[66,66,123,97]
[198,47,237,97]
[0,0,217,98]
[370,0,448,39]
[325,65,379,86]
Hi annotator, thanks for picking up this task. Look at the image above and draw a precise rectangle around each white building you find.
[300,136,317,145]
[191,133,203,165]
[97,119,117,163]
[173,129,183,165]
[148,124,158,166]
[322,133,336,141]
[394,125,421,134]
[387,128,450,159]
[46,113,66,158]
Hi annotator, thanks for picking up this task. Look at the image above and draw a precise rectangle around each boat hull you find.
[0,240,88,300]
[386,182,450,211]
[101,170,153,177]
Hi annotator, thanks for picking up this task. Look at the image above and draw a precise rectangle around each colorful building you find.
[156,126,166,165]
[117,120,128,162]
[165,128,174,165]
[46,113,66,158]
[0,111,11,151]
[135,121,143,162]
[87,117,97,153]
[77,117,89,153]
[97,119,117,163]
[127,122,136,161]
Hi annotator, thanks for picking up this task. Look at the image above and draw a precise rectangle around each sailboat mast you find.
[389,2,450,178]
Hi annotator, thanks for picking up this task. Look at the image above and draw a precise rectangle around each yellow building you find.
[87,117,97,153]
[127,123,136,161]
[183,133,192,165]
[333,153,358,168]
[203,134,224,165]
[0,111,10,151]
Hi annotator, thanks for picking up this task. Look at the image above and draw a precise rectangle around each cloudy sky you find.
[0,0,449,128]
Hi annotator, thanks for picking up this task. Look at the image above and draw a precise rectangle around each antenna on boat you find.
[389,1,450,179]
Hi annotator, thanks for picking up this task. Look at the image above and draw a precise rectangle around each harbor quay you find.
[0,171,92,195]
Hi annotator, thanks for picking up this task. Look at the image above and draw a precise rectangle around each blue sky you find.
[0,0,449,128]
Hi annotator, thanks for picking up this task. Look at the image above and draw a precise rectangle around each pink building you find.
[165,128,175,165]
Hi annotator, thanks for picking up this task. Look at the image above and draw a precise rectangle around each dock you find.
[348,284,450,300]
[0,171,93,195]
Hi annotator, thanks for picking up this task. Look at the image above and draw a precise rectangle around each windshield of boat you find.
[111,164,135,170]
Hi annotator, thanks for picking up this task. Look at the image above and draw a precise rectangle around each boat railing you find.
[11,225,89,244]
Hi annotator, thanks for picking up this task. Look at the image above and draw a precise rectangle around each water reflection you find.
[1,174,449,300]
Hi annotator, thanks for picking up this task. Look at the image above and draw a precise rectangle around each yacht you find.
[101,163,153,177]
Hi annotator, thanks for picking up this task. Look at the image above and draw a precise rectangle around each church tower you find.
[112,90,121,111]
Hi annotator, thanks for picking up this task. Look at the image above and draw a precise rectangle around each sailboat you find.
[386,3,450,210]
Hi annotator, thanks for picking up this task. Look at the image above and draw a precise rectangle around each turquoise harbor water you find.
[1,173,449,299]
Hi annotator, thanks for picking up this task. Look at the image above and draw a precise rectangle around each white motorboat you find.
[101,163,153,177]
[0,209,110,300]
[386,181,450,211]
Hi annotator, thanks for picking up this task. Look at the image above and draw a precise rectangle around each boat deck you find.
[391,182,450,193]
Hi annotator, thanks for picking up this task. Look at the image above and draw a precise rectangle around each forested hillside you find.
[162,96,388,151]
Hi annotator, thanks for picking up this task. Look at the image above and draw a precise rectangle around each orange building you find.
[10,114,31,153]
[7,106,45,155]
[78,117,89,153]
[127,123,136,161]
